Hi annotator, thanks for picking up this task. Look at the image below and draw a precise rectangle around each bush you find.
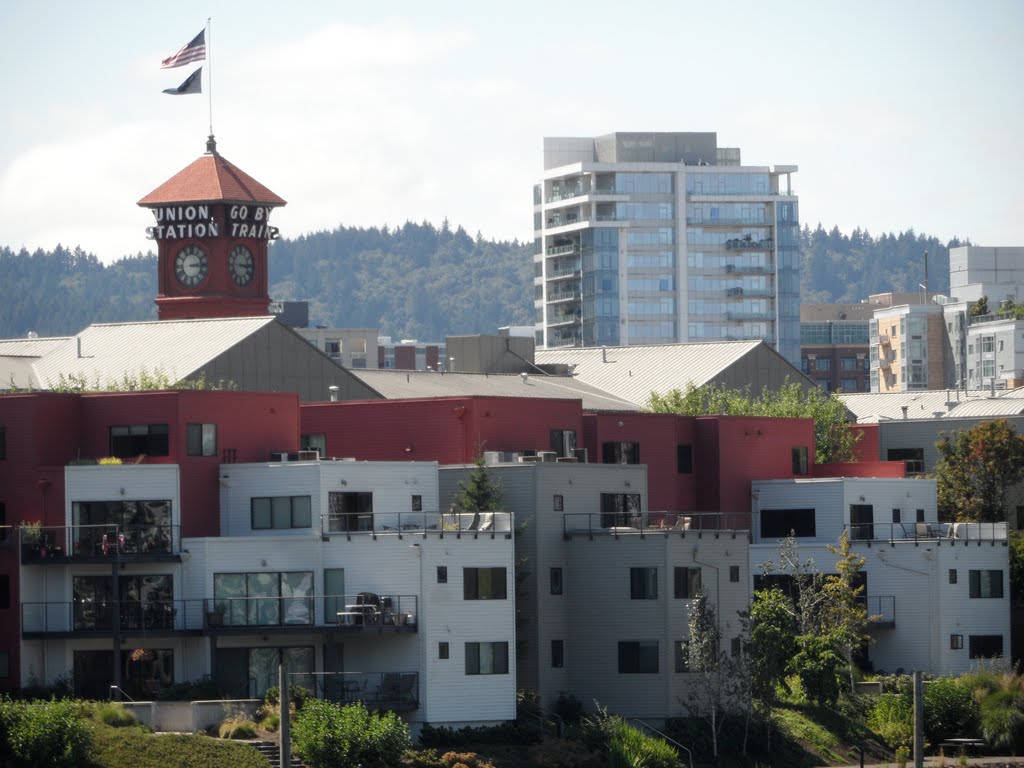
[552,692,585,726]
[527,739,604,768]
[0,697,93,768]
[94,702,139,728]
[419,721,540,748]
[925,677,978,744]
[440,751,495,768]
[218,714,258,740]
[868,692,913,749]
[293,699,411,768]
[980,689,1024,753]
[401,747,448,768]
[155,676,222,701]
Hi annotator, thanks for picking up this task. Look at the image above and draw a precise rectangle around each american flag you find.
[161,29,206,69]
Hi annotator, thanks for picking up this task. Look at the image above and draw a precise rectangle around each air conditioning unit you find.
[518,455,542,463]
[270,452,289,462]
[483,451,503,466]
[539,451,557,462]
[297,450,319,461]
[573,448,589,463]
[556,456,578,463]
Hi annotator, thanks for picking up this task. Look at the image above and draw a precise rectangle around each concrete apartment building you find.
[870,302,947,393]
[533,132,801,366]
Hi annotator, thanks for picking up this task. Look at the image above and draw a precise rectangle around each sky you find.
[0,0,1021,263]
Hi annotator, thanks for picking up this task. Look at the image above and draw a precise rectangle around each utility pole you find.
[280,662,291,768]
[913,670,924,768]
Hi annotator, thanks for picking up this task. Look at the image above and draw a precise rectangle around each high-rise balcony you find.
[725,237,774,251]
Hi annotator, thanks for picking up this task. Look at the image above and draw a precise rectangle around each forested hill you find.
[0,223,967,339]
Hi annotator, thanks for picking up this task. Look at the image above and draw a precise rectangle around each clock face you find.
[228,244,255,286]
[174,245,208,287]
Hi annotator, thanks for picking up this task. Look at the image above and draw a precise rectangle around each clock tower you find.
[138,136,287,320]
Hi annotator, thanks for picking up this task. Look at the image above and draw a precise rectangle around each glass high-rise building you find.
[533,132,799,365]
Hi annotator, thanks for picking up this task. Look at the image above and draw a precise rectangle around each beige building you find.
[870,303,947,393]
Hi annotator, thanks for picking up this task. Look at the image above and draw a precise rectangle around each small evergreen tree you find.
[454,455,503,512]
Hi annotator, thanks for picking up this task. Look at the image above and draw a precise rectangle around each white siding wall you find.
[64,464,181,527]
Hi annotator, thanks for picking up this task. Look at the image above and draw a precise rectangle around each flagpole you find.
[207,17,214,138]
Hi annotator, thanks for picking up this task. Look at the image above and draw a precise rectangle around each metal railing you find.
[563,511,750,538]
[289,671,419,711]
[845,521,1007,543]
[20,523,181,561]
[546,244,578,256]
[22,598,205,634]
[320,510,512,537]
[205,593,418,630]
[725,238,774,251]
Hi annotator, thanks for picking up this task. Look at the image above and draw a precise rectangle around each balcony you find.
[546,243,578,256]
[204,593,418,635]
[20,524,182,565]
[320,510,513,540]
[861,595,896,629]
[726,312,775,322]
[725,237,774,251]
[547,264,583,281]
[547,290,581,304]
[22,599,205,639]
[724,264,773,275]
[845,521,1007,545]
[548,313,582,328]
[294,671,419,712]
[563,511,751,540]
[547,335,583,348]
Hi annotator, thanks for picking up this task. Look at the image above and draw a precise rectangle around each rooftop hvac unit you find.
[573,448,589,463]
[297,450,320,461]
[483,451,503,466]
[556,456,578,463]
[518,455,542,463]
[270,452,289,462]
[539,451,558,462]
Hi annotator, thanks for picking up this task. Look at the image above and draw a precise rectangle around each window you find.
[916,509,925,523]
[550,567,563,595]
[327,491,373,532]
[969,570,1004,599]
[816,358,832,372]
[73,574,173,630]
[553,495,563,512]
[760,508,816,538]
[892,508,901,524]
[465,642,509,675]
[674,567,701,599]
[464,567,508,600]
[969,635,1004,659]
[631,567,658,600]
[841,357,858,371]
[791,447,808,475]
[0,575,8,609]
[437,566,447,584]
[887,448,925,474]
[438,642,449,660]
[110,424,169,458]
[301,433,326,456]
[186,423,217,456]
[950,634,963,650]
[213,572,313,627]
[730,565,740,583]
[551,640,564,668]
[251,496,312,530]
[549,429,577,458]
[0,427,5,459]
[324,569,345,625]
[0,650,8,678]
[0,501,6,543]
[411,495,422,512]
[325,340,341,358]
[71,500,172,554]
[603,441,640,465]
[674,641,690,672]
[731,637,741,657]
[850,504,875,540]
[949,569,957,584]
[618,641,659,673]
[677,445,693,473]
[600,493,641,528]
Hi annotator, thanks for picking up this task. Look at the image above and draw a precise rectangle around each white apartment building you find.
[19,460,517,729]
[533,132,800,365]
[751,477,1009,676]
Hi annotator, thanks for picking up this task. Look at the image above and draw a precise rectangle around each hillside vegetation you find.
[0,222,965,340]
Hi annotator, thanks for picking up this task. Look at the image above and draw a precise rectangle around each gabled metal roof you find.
[27,316,277,390]
[349,369,642,412]
[839,388,1024,423]
[536,340,796,406]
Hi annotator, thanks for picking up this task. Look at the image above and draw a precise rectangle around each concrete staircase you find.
[249,740,306,767]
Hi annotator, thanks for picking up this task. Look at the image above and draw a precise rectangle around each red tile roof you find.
[138,148,287,207]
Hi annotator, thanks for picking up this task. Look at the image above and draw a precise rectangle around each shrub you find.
[218,714,258,740]
[419,721,540,748]
[0,697,93,768]
[94,702,138,728]
[980,689,1024,753]
[401,747,448,768]
[553,692,585,726]
[259,712,280,732]
[925,677,978,744]
[895,745,910,768]
[293,699,410,768]
[868,691,913,749]
[441,751,495,768]
[527,739,604,768]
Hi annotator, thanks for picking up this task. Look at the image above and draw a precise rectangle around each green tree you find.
[747,586,798,749]
[969,295,989,317]
[453,455,503,512]
[935,419,1024,522]
[648,380,859,464]
[823,530,871,689]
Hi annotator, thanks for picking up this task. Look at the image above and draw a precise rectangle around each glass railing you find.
[22,599,205,634]
[845,521,1006,543]
[563,511,750,537]
[860,595,896,626]
[725,238,774,251]
[320,510,513,537]
[205,593,418,629]
[546,244,578,256]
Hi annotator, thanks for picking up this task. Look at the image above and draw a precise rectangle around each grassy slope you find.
[89,724,268,768]
[770,699,892,768]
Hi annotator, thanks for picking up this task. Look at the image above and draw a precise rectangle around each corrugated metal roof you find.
[0,337,72,388]
[349,370,642,411]
[536,341,764,405]
[839,388,1024,423]
[0,337,70,358]
[29,316,277,389]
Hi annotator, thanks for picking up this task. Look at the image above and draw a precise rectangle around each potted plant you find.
[20,521,46,559]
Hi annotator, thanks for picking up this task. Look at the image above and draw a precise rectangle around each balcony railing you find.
[563,511,750,539]
[725,238,774,251]
[861,595,896,628]
[549,314,582,327]
[547,335,582,348]
[22,599,206,636]
[20,524,181,563]
[205,593,418,631]
[547,266,582,280]
[320,510,513,538]
[845,521,1007,544]
[547,291,581,303]
[292,671,419,712]
[546,244,578,256]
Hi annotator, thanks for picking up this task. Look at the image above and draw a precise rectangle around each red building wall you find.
[394,346,416,370]
[851,424,879,462]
